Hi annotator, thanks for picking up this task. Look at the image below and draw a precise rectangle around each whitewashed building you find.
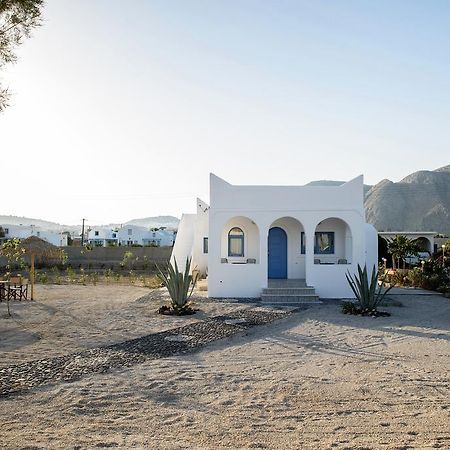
[87,228,119,247]
[172,174,378,301]
[88,226,175,247]
[0,224,68,247]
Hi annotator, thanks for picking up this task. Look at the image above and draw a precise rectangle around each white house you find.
[88,226,175,247]
[0,224,68,247]
[88,228,119,247]
[143,229,175,247]
[172,174,378,300]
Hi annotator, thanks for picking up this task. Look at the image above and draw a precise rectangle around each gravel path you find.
[0,308,290,397]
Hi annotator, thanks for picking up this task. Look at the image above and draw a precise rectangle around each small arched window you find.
[228,227,244,257]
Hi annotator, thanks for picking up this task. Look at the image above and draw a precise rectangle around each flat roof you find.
[378,231,436,235]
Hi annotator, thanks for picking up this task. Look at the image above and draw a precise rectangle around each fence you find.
[0,246,173,271]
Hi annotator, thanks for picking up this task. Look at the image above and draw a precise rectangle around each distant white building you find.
[0,224,68,247]
[87,226,175,247]
[87,228,119,247]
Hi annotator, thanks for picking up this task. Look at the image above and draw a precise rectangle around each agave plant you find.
[346,264,393,311]
[157,257,198,313]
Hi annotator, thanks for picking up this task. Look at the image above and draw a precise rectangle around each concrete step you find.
[261,301,321,307]
[268,279,307,288]
[261,294,320,303]
[262,287,316,295]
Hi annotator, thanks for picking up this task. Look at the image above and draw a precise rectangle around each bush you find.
[341,301,390,317]
[405,267,425,287]
[345,264,393,315]
[66,267,76,283]
[35,270,48,284]
[341,301,359,315]
[157,257,198,315]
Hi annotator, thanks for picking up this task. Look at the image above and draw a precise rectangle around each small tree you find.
[387,235,420,269]
[120,251,134,269]
[0,0,44,112]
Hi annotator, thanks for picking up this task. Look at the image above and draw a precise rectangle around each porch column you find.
[304,226,315,285]
[259,224,269,289]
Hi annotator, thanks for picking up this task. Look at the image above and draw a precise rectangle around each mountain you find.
[0,215,77,232]
[365,165,450,234]
[105,216,180,230]
[0,215,180,232]
[305,165,450,235]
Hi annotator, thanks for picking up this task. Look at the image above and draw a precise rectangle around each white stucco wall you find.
[192,198,209,276]
[171,214,196,272]
[2,224,67,247]
[208,173,369,299]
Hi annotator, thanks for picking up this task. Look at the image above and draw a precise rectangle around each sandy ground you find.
[1,285,450,449]
[0,284,246,368]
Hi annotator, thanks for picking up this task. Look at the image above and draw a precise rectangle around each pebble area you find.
[0,308,290,398]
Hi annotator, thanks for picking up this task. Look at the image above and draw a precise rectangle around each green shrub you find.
[66,267,76,283]
[35,270,48,284]
[79,268,88,285]
[390,270,408,286]
[89,272,99,285]
[346,264,393,311]
[157,257,198,314]
[341,301,359,315]
[406,267,424,287]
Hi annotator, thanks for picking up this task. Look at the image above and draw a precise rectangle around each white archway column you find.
[260,224,269,288]
[304,225,315,284]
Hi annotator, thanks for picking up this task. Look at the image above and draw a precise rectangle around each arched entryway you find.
[413,237,432,253]
[220,216,260,263]
[313,217,353,264]
[268,227,287,279]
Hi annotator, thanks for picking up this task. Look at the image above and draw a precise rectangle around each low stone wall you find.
[0,246,173,270]
[64,246,172,269]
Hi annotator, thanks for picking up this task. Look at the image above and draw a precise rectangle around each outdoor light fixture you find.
[442,244,446,268]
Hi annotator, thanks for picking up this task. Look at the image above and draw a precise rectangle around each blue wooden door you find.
[268,227,287,279]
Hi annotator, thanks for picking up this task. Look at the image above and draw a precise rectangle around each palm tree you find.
[386,235,420,269]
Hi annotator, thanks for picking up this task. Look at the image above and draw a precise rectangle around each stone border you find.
[0,308,290,398]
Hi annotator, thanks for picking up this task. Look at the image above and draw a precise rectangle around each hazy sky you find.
[0,0,449,225]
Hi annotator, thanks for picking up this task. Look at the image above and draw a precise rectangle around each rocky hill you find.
[305,165,450,235]
[364,165,450,235]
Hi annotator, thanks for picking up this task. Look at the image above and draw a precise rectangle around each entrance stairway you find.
[261,279,320,306]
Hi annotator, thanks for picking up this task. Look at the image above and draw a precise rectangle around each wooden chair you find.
[8,276,28,301]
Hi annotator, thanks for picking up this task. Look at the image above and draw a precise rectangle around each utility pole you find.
[81,218,87,246]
